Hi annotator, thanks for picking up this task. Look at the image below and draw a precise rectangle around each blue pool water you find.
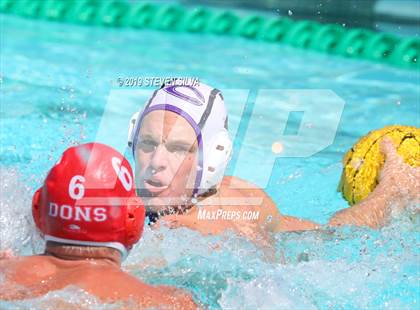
[1,14,419,309]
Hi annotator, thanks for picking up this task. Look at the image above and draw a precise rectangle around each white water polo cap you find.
[128,81,232,196]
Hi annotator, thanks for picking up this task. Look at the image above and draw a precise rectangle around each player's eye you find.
[166,144,190,154]
[138,139,158,153]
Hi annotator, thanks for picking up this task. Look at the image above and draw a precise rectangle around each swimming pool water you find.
[1,14,419,309]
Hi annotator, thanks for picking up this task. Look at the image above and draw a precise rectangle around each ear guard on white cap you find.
[127,112,140,149]
[199,130,232,193]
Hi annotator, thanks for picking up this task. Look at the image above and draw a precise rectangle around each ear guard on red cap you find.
[125,197,146,249]
[32,187,42,232]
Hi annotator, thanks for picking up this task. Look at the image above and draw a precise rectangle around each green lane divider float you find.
[1,0,419,70]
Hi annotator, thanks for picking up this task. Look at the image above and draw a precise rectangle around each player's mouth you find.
[143,178,169,194]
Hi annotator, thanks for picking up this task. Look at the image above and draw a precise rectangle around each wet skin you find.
[0,246,197,309]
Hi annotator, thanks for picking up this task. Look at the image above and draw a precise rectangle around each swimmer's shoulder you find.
[221,175,261,191]
[220,176,278,209]
[220,176,273,201]
[0,255,59,299]
[219,175,282,226]
[0,255,55,272]
[96,271,197,308]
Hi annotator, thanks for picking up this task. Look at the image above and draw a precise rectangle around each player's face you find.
[135,110,198,212]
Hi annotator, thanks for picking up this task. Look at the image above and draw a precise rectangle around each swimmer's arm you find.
[261,197,320,232]
[273,191,390,230]
[328,183,391,228]
[220,177,318,232]
[274,215,320,232]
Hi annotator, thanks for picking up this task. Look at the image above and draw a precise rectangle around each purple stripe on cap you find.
[132,104,204,195]
[163,85,205,106]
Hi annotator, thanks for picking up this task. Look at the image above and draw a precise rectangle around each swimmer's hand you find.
[329,138,419,228]
[379,137,420,204]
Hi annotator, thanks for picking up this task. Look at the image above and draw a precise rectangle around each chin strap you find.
[145,204,196,225]
[146,210,160,225]
[144,188,218,225]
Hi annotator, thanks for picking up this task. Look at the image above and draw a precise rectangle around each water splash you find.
[0,167,42,255]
